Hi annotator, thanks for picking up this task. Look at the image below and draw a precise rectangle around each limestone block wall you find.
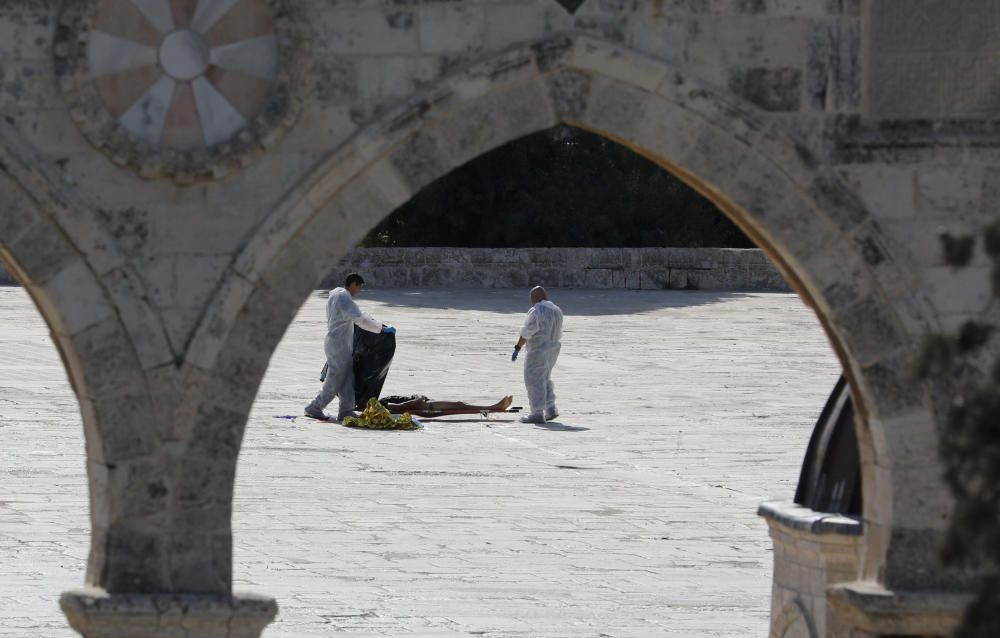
[865,0,1000,119]
[325,247,790,291]
[0,248,788,291]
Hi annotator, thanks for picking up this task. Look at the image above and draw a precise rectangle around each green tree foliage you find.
[363,125,752,248]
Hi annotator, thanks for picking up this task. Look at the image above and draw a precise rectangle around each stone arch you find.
[0,161,159,589]
[771,598,817,638]
[0,127,233,598]
[191,34,941,593]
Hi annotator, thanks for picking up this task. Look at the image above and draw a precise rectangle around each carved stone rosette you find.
[54,0,304,182]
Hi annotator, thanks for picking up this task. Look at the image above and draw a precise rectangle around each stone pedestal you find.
[60,589,277,638]
[826,581,971,638]
[758,500,863,638]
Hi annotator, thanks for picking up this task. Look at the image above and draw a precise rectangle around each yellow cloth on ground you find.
[343,397,419,430]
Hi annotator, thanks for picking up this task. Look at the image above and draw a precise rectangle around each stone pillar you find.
[60,589,277,638]
[760,501,975,638]
[1,159,280,638]
[758,501,863,638]
[56,365,279,638]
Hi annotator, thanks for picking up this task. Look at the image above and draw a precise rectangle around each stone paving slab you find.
[0,287,839,637]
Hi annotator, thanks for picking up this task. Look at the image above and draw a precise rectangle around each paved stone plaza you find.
[0,287,839,637]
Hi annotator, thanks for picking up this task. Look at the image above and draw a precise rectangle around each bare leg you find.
[382,396,430,412]
[383,395,514,416]
[423,395,512,412]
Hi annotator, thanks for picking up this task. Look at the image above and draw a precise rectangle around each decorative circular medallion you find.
[55,0,303,182]
[159,29,211,81]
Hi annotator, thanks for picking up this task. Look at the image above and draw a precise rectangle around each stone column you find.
[53,348,279,638]
[35,270,280,637]
[759,501,863,638]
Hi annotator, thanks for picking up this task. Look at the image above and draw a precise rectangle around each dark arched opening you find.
[362,125,754,250]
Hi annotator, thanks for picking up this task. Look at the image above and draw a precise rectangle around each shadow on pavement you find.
[315,288,773,316]
[533,421,589,432]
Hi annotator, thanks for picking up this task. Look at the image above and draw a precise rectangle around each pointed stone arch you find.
[0,155,161,590]
[182,34,944,595]
[0,125,240,599]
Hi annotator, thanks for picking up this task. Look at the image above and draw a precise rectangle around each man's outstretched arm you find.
[351,308,385,334]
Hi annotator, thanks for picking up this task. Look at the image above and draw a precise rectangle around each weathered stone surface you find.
[582,75,650,142]
[684,15,813,69]
[428,77,555,170]
[827,581,972,637]
[183,274,255,371]
[866,0,1000,119]
[484,2,572,50]
[101,458,170,525]
[357,56,443,101]
[831,295,908,367]
[806,19,861,112]
[326,247,790,291]
[0,172,41,247]
[728,66,803,112]
[4,220,80,286]
[314,8,419,56]
[60,589,276,638]
[418,4,485,55]
[857,353,927,420]
[915,165,985,219]
[545,68,591,121]
[26,260,114,338]
[388,131,453,196]
[165,531,232,594]
[840,164,916,220]
[102,524,169,593]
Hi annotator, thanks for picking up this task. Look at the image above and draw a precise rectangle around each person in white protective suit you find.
[305,273,396,421]
[511,286,563,424]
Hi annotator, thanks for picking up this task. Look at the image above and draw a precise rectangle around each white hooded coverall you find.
[519,299,563,418]
[307,287,384,419]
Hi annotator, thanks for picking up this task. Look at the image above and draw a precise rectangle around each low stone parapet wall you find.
[758,500,863,638]
[324,247,789,291]
[0,248,790,291]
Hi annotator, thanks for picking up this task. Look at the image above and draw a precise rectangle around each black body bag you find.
[352,326,396,409]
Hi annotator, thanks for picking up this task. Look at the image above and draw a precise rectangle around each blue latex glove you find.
[382,326,397,335]
[511,346,520,361]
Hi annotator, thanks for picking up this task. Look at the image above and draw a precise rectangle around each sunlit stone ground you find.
[0,287,839,637]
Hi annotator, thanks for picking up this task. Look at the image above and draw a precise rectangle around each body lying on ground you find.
[378,395,514,418]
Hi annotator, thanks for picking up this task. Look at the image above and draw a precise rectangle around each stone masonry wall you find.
[0,248,788,291]
[0,0,866,356]
[325,247,790,291]
[760,501,864,638]
[0,0,872,362]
